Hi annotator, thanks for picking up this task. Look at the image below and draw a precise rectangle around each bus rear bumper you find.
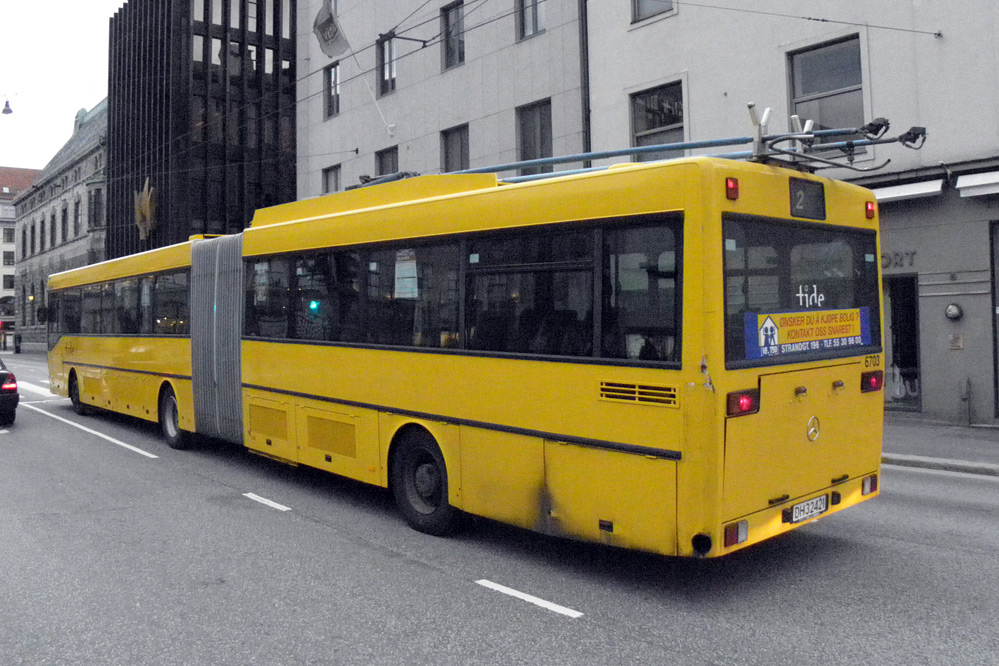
[715,471,880,557]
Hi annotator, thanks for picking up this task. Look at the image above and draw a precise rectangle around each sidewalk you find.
[883,411,999,476]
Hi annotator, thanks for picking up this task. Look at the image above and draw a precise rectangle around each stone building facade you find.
[0,166,40,348]
[14,102,108,352]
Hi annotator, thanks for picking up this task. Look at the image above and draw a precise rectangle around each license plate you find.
[784,495,828,523]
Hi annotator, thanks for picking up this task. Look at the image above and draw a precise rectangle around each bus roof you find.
[249,173,500,229]
[48,238,197,289]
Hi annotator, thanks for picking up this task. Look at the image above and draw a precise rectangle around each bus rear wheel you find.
[391,430,456,536]
[159,386,191,450]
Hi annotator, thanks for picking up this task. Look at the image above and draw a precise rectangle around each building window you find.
[377,36,396,96]
[633,0,673,22]
[789,36,863,138]
[516,99,552,176]
[324,62,341,118]
[30,224,35,255]
[442,2,465,70]
[441,124,469,173]
[3,227,13,243]
[89,189,104,229]
[322,165,341,194]
[631,81,684,162]
[61,206,68,243]
[2,252,13,266]
[375,147,399,176]
[517,0,545,39]
[2,276,13,290]
[74,199,81,237]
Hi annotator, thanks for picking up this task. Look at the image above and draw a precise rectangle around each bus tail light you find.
[866,201,877,219]
[724,520,749,547]
[726,389,760,416]
[861,370,884,393]
[862,474,879,495]
[726,177,740,200]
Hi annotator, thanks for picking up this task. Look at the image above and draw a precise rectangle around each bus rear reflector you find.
[862,474,879,495]
[861,370,884,393]
[726,389,760,416]
[866,201,877,219]
[724,521,749,547]
[726,177,739,200]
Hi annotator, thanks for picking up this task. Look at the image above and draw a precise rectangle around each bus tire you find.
[69,373,91,416]
[159,386,191,450]
[391,429,456,536]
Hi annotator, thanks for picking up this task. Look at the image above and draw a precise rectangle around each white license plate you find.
[788,495,828,523]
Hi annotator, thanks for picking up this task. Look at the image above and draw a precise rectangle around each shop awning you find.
[955,171,999,197]
[869,179,944,202]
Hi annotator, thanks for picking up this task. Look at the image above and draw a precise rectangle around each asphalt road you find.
[2,354,998,666]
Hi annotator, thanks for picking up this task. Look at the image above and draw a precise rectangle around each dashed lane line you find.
[476,579,583,618]
[243,493,292,511]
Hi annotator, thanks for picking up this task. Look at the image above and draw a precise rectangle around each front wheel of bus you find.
[69,373,90,416]
[159,386,191,450]
[391,430,456,536]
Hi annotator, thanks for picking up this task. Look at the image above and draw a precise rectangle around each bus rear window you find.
[723,214,881,367]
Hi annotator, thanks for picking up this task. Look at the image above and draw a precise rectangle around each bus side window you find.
[139,277,154,334]
[101,282,117,335]
[153,272,190,335]
[246,259,290,339]
[62,288,82,335]
[81,284,101,334]
[602,220,679,362]
[116,278,140,335]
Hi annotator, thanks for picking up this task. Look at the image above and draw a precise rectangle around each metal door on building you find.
[992,223,999,417]
[883,275,921,411]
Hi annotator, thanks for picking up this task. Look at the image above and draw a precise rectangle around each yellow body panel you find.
[48,336,194,431]
[46,157,884,557]
[723,361,884,521]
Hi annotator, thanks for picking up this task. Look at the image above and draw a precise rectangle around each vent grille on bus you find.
[600,382,678,407]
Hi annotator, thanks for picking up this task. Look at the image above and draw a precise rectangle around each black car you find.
[0,358,19,426]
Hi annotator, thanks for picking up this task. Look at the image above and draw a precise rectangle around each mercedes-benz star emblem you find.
[807,416,821,441]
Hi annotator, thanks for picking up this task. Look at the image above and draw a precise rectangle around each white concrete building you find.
[296,0,587,196]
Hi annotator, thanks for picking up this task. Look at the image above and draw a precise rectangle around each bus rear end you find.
[715,170,883,555]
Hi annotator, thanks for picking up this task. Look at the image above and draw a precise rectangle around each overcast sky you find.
[0,1,125,171]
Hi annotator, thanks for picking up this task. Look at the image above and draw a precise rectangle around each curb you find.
[882,453,999,477]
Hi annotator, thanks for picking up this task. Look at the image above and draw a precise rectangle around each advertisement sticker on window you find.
[394,249,418,299]
[744,307,871,360]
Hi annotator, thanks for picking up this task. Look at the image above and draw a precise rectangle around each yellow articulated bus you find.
[48,156,885,557]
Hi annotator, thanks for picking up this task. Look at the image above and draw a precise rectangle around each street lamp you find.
[2,99,11,115]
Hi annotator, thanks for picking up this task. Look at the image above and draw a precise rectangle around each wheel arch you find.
[383,418,462,509]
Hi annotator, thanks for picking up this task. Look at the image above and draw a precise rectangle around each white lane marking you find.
[243,493,292,512]
[41,380,50,384]
[0,429,8,435]
[15,380,54,397]
[20,404,159,459]
[884,464,999,483]
[475,579,583,618]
